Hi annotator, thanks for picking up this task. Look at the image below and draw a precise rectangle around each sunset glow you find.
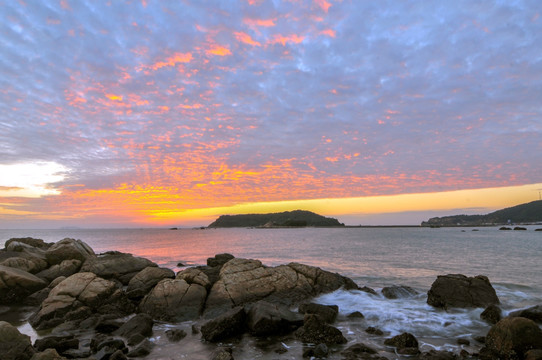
[1,1,541,228]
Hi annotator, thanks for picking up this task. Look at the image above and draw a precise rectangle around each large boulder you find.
[81,253,157,284]
[4,237,52,250]
[1,242,49,274]
[125,266,175,298]
[382,285,419,299]
[139,278,206,322]
[427,274,499,308]
[204,258,357,317]
[201,306,246,342]
[482,317,542,359]
[509,305,542,323]
[29,272,134,330]
[35,260,81,283]
[1,257,44,274]
[295,314,347,345]
[298,303,339,324]
[0,265,48,304]
[0,320,36,360]
[246,300,303,336]
[45,238,95,265]
[384,332,420,355]
[113,313,154,343]
[176,267,212,290]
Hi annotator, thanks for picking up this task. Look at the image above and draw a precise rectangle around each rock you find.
[341,343,378,359]
[295,314,347,345]
[480,304,502,324]
[30,348,66,360]
[313,343,329,357]
[365,326,384,335]
[207,253,235,267]
[457,338,470,345]
[94,338,127,360]
[201,306,246,342]
[347,311,364,318]
[381,285,419,299]
[5,237,51,250]
[29,272,134,330]
[125,267,174,298]
[359,286,378,295]
[384,332,419,354]
[45,238,95,265]
[165,329,187,342]
[298,303,338,323]
[246,300,304,336]
[81,253,157,285]
[176,267,211,290]
[211,347,234,360]
[427,274,500,308]
[1,257,43,274]
[0,321,36,360]
[109,350,128,360]
[204,258,357,317]
[0,264,48,304]
[418,350,459,359]
[139,278,206,322]
[35,260,81,283]
[525,349,542,360]
[34,336,78,354]
[482,317,542,359]
[500,227,512,230]
[114,314,154,340]
[509,305,542,323]
[95,318,123,334]
[514,227,527,231]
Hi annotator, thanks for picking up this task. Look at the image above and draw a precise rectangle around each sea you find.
[1,226,541,359]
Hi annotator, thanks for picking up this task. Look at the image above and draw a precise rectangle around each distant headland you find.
[421,200,542,227]
[208,210,345,228]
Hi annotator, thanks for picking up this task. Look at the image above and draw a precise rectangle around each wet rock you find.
[457,338,470,345]
[165,329,187,342]
[482,317,542,360]
[201,306,246,342]
[125,266,174,299]
[0,264,48,304]
[81,253,157,285]
[298,302,338,323]
[359,286,378,295]
[34,335,78,354]
[139,278,206,321]
[30,348,66,360]
[384,332,419,354]
[509,304,542,323]
[365,326,384,335]
[341,343,378,359]
[35,260,81,283]
[211,347,234,360]
[382,285,419,299]
[45,238,95,265]
[427,274,499,308]
[114,313,154,341]
[347,311,364,318]
[29,272,134,330]
[514,227,527,231]
[207,253,235,267]
[525,349,542,360]
[480,304,502,324]
[313,343,329,357]
[126,338,153,357]
[176,267,211,290]
[0,321,36,360]
[295,314,347,345]
[246,300,304,336]
[109,350,128,360]
[419,350,459,359]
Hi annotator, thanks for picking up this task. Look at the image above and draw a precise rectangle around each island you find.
[421,200,542,227]
[208,210,345,228]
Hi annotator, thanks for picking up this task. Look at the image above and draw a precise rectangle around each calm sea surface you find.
[1,226,541,359]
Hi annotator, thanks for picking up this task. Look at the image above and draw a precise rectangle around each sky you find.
[0,0,541,228]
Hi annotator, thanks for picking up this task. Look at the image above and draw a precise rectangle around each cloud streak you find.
[0,0,541,226]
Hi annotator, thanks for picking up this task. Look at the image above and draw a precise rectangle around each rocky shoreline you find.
[1,237,541,360]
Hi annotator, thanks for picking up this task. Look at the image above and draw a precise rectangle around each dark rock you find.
[313,343,329,357]
[347,311,364,318]
[165,329,187,342]
[514,227,527,231]
[114,314,154,340]
[201,306,246,342]
[5,237,52,250]
[0,321,35,360]
[509,305,542,323]
[427,274,499,308]
[365,327,384,335]
[45,238,96,265]
[96,338,126,353]
[500,227,512,230]
[95,319,123,334]
[381,285,418,299]
[81,253,157,285]
[126,334,145,347]
[110,350,128,360]
[341,343,378,359]
[211,347,234,360]
[125,266,175,299]
[295,314,347,345]
[126,339,153,357]
[384,332,419,354]
[298,303,338,323]
[36,259,82,283]
[474,335,486,343]
[90,333,109,353]
[457,338,470,345]
[139,278,206,321]
[274,344,288,354]
[207,253,235,267]
[29,348,66,360]
[525,349,542,360]
[482,317,542,360]
[480,304,502,324]
[29,272,134,330]
[191,324,200,334]
[418,349,459,359]
[246,300,304,336]
[23,287,52,306]
[0,265,48,304]
[34,335,79,353]
[359,286,378,295]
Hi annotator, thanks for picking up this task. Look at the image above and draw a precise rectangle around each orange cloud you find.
[206,45,232,56]
[106,94,123,101]
[234,32,261,46]
[243,17,276,28]
[271,34,305,46]
[142,52,193,71]
[314,0,332,12]
[320,28,336,37]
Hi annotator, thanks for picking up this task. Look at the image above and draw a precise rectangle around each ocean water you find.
[1,226,541,359]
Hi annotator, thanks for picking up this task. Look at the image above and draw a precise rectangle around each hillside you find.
[421,200,542,227]
[208,210,344,228]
